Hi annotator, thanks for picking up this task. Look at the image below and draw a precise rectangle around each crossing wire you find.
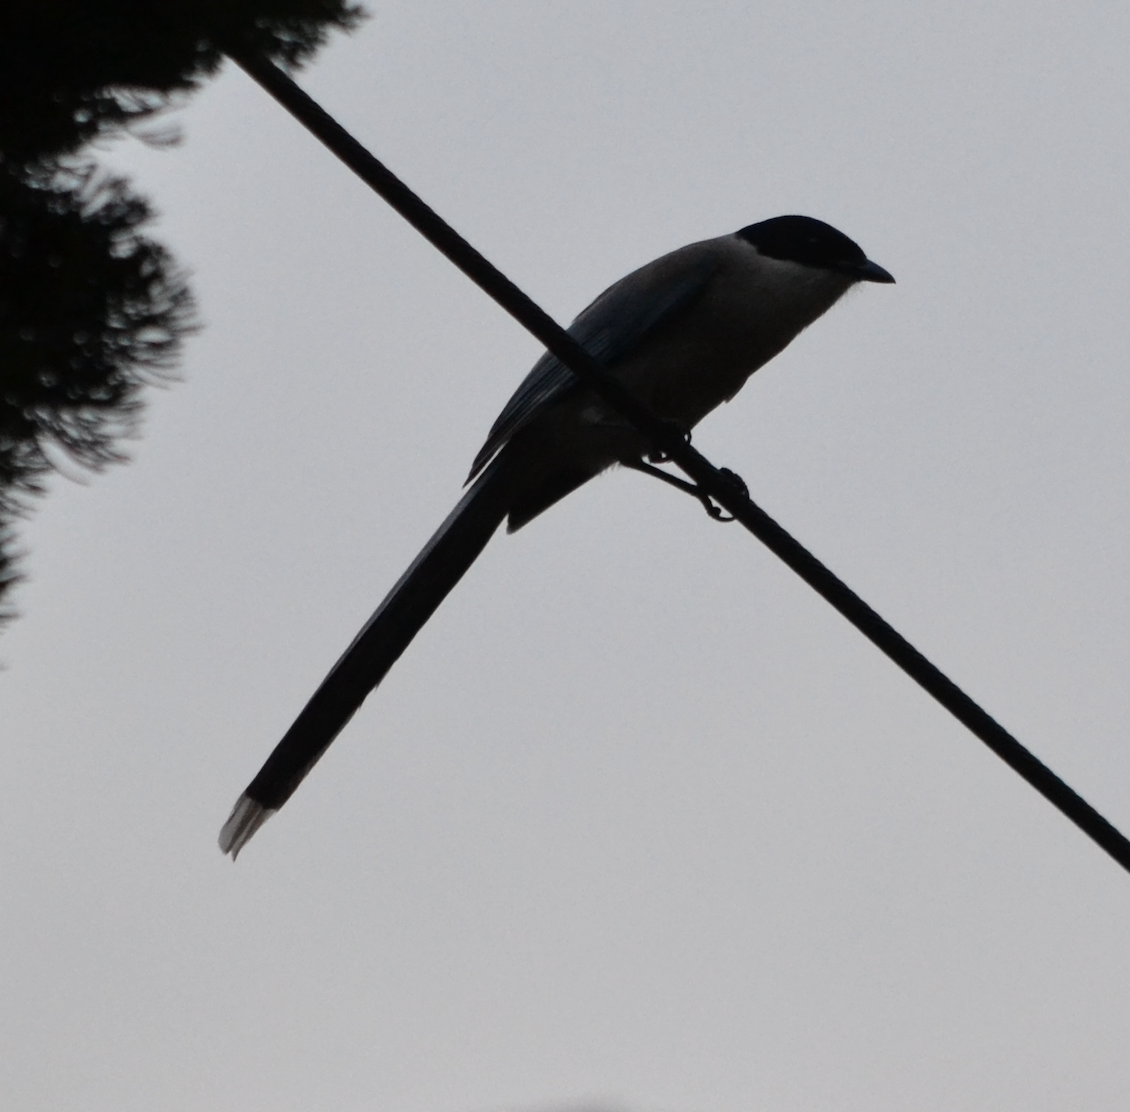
[228,47,1130,878]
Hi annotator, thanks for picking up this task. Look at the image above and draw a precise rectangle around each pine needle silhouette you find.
[0,0,364,621]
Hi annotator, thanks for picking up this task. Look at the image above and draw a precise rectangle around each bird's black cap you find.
[738,215,894,283]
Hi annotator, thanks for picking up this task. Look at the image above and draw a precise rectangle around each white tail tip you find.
[219,794,275,859]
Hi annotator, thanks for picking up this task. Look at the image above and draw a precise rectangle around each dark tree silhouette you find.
[1,1,364,162]
[0,165,196,603]
[0,0,364,622]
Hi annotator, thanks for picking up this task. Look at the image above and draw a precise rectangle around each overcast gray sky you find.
[6,2,1130,1109]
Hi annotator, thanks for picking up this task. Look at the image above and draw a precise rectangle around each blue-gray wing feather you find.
[467,256,718,480]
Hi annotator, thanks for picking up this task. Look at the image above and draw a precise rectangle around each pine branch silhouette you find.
[0,0,365,622]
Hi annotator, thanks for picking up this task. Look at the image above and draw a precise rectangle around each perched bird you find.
[219,214,894,857]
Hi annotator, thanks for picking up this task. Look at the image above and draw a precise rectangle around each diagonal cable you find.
[227,47,1130,878]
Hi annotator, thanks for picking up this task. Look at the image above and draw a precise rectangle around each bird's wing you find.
[466,254,719,480]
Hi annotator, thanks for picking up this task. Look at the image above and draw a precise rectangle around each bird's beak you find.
[849,258,896,284]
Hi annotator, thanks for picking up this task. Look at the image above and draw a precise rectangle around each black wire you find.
[228,47,1130,878]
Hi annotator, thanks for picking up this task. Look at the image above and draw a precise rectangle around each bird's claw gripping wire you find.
[704,468,749,521]
[623,456,747,523]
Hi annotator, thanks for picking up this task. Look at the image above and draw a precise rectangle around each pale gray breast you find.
[615,238,853,426]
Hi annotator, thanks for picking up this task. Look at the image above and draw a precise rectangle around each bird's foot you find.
[622,457,745,524]
[701,468,748,521]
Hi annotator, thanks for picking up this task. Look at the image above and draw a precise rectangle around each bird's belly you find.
[615,318,784,428]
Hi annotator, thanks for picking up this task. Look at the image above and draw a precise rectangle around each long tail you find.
[219,456,513,858]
